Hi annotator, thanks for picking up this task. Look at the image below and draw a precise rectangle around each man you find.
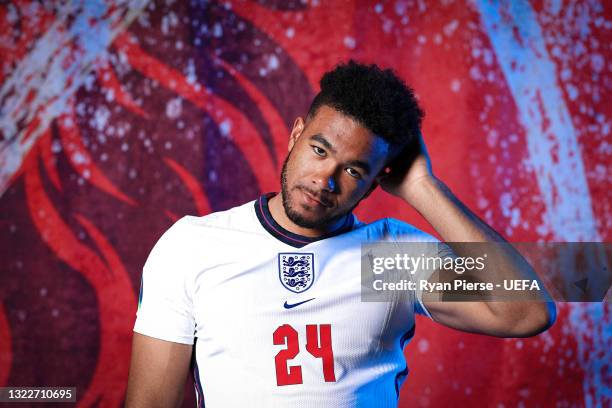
[126,61,555,407]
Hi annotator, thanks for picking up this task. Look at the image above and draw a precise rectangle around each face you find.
[280,105,391,229]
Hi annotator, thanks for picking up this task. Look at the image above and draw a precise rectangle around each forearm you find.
[402,175,503,243]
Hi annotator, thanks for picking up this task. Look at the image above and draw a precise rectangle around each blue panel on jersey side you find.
[192,338,206,408]
[137,276,143,311]
[414,300,428,316]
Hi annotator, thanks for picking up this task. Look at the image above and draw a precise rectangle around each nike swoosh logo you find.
[283,298,315,309]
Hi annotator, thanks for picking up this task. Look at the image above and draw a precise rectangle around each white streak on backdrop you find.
[0,0,149,197]
[475,0,599,242]
[475,1,608,406]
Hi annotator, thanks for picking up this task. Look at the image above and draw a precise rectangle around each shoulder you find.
[355,217,439,243]
[151,199,257,253]
[382,218,439,242]
[145,200,258,269]
[179,199,258,234]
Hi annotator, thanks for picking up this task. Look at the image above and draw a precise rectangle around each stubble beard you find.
[279,153,349,230]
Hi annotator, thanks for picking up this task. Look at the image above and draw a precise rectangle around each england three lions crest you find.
[279,253,314,293]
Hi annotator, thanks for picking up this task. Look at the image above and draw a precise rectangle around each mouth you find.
[299,188,331,209]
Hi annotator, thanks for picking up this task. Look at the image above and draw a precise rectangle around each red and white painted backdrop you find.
[0,1,609,407]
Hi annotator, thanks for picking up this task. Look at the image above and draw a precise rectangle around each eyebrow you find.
[309,134,372,175]
[310,134,336,154]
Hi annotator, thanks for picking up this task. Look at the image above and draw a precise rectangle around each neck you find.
[267,193,348,238]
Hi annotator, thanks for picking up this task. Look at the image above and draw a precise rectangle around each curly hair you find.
[307,60,424,152]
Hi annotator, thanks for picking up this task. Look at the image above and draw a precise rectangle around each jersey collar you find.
[254,192,355,248]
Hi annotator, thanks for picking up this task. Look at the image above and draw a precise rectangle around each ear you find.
[363,164,392,200]
[288,117,305,151]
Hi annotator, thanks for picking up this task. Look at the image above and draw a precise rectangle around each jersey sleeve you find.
[385,219,448,321]
[133,217,196,344]
[413,241,457,319]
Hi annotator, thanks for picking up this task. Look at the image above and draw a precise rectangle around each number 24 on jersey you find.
[273,324,336,386]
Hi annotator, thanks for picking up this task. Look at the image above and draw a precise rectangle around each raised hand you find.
[377,129,434,202]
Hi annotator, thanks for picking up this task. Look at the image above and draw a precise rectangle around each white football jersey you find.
[134,193,437,407]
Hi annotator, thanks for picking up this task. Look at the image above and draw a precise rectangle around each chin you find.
[285,207,324,229]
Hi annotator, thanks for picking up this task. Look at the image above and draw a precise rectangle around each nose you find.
[311,164,338,193]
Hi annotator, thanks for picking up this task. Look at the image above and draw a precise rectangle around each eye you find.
[312,145,326,157]
[345,167,362,179]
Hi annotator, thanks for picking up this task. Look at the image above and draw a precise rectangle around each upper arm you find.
[421,297,509,336]
[385,220,555,337]
[126,333,193,408]
[127,219,198,406]
[422,298,553,337]
[421,269,555,337]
